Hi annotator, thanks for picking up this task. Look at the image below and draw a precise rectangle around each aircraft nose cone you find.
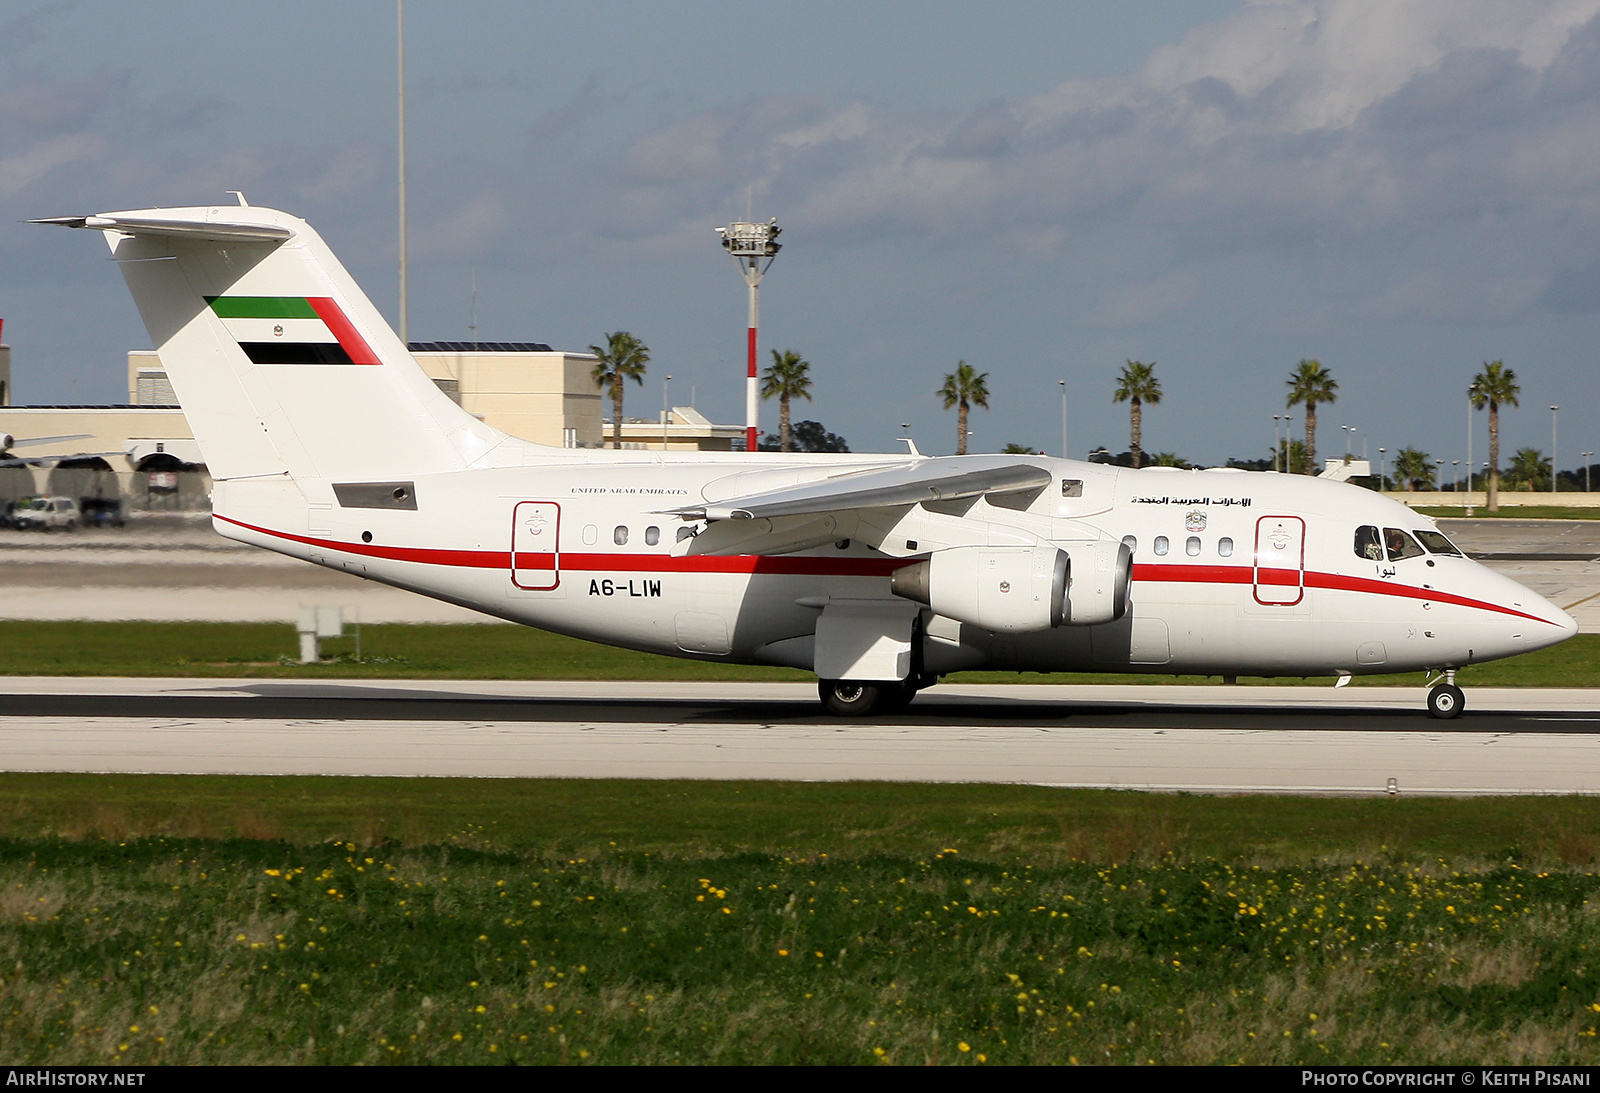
[1524,597,1579,652]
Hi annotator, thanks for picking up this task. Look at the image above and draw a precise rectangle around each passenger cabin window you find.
[1121,535,1137,555]
[1061,479,1084,498]
[645,525,661,546]
[582,524,598,546]
[1153,536,1169,556]
[1185,536,1202,557]
[1354,525,1383,561]
[1383,528,1425,562]
[1218,537,1234,558]
[1415,530,1462,557]
[676,526,696,543]
[614,525,629,546]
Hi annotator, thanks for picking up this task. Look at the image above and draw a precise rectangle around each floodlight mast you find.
[714,218,782,451]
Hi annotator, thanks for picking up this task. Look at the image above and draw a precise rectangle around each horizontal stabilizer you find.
[673,457,1053,521]
[29,215,293,243]
[33,202,517,482]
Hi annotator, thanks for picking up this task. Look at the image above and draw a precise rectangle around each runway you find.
[5,517,1600,795]
[5,678,1600,796]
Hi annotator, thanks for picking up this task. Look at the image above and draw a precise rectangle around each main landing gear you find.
[1427,669,1465,720]
[817,676,933,717]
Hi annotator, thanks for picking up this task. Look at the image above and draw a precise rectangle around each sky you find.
[4,0,1600,473]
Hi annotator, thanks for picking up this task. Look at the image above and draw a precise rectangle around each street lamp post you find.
[714,217,782,452]
[662,374,673,451]
[1342,424,1355,461]
[1059,380,1067,460]
[397,0,408,348]
[1452,460,1460,495]
[1467,384,1477,514]
[1272,416,1281,472]
[1586,452,1596,493]
[1551,406,1560,494]
[1377,447,1386,490]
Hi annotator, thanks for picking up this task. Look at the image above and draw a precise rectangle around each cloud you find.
[1090,272,1201,328]
[1542,258,1600,314]
[557,0,1600,328]
[0,131,102,200]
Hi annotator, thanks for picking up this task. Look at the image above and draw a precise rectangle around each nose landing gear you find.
[1427,669,1465,719]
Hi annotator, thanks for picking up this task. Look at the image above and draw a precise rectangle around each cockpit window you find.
[1383,527,1426,562]
[1415,530,1462,557]
[1354,525,1383,561]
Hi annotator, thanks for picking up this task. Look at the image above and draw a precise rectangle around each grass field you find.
[4,623,1599,1063]
[0,620,1597,687]
[5,778,1600,1064]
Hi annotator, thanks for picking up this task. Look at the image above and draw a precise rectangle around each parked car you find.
[10,495,80,531]
[79,497,125,528]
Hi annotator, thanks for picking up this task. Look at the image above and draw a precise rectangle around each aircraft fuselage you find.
[211,456,1571,681]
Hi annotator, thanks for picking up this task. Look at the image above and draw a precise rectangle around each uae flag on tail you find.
[205,296,380,365]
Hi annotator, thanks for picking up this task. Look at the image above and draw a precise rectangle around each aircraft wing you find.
[671,456,1053,522]
[3,434,93,449]
[0,451,126,469]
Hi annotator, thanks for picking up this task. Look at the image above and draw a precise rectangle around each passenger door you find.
[1253,515,1305,606]
[511,501,561,591]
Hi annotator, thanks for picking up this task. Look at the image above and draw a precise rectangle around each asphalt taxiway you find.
[3,679,1599,795]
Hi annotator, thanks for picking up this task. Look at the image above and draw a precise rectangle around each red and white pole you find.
[746,279,759,452]
[715,218,780,451]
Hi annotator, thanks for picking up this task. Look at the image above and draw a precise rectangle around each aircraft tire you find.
[1427,683,1465,720]
[818,680,891,717]
[879,680,917,714]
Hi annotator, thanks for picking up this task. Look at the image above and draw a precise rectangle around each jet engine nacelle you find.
[1058,538,1132,626]
[891,545,1069,633]
[891,538,1132,632]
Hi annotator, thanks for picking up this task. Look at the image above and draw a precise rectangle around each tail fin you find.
[39,205,518,482]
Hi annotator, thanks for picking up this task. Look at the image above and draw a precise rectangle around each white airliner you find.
[37,202,1577,719]
[0,433,96,468]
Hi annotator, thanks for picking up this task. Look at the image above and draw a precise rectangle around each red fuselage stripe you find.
[216,516,903,576]
[1130,561,1552,624]
[215,516,1557,625]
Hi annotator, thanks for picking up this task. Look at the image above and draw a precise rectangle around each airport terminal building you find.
[0,342,742,513]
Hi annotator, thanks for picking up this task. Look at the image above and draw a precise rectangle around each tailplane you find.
[36,205,519,482]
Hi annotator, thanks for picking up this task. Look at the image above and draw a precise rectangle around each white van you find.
[11,495,80,531]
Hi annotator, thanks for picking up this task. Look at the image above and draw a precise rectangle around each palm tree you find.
[588,331,649,449]
[1286,360,1337,475]
[1506,447,1549,492]
[1112,361,1162,469]
[1471,360,1520,511]
[1392,447,1435,492]
[760,350,813,453]
[938,361,989,455]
